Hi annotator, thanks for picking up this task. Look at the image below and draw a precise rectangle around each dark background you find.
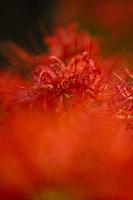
[0,0,56,52]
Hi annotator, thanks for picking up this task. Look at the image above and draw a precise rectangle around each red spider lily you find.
[110,67,133,127]
[0,24,102,113]
[1,51,105,113]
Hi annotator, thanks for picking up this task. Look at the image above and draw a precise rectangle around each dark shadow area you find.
[0,0,56,52]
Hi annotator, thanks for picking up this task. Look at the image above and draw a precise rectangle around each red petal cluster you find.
[32,51,103,111]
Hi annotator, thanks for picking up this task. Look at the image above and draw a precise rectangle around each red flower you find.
[0,24,133,200]
[110,67,133,128]
[0,51,105,112]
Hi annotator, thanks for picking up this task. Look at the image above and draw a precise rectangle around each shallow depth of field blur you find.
[0,0,133,56]
[0,0,133,200]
